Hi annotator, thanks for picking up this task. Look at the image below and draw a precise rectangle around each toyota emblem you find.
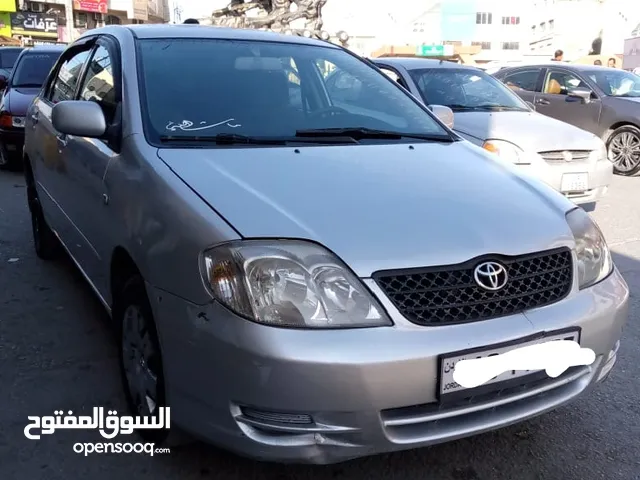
[473,261,509,291]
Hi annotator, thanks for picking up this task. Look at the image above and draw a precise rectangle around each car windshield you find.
[586,69,640,97]
[11,52,61,88]
[0,49,22,70]
[136,39,450,145]
[408,68,530,112]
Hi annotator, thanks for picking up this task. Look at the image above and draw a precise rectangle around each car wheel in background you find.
[116,275,170,444]
[0,143,16,171]
[27,184,61,260]
[607,125,640,176]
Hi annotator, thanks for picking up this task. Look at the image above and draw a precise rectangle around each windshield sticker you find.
[165,119,241,132]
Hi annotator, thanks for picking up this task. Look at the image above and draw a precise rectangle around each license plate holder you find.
[437,327,581,403]
[561,173,589,192]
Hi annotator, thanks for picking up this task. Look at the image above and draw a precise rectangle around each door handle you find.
[30,111,39,125]
[535,99,550,105]
[56,134,67,148]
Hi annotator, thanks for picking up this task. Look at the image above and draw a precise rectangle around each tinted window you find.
[585,69,640,97]
[137,39,447,144]
[11,52,62,88]
[48,49,92,103]
[543,70,588,95]
[78,45,117,123]
[0,49,23,70]
[501,69,540,92]
[409,68,529,111]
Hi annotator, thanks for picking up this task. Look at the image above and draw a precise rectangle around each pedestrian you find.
[183,18,200,24]
[552,49,563,61]
[607,57,616,68]
[594,59,602,66]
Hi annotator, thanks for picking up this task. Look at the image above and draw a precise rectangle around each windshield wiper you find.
[295,127,453,142]
[446,104,525,112]
[159,133,357,145]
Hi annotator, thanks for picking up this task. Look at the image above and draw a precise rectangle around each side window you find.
[379,67,410,90]
[543,70,587,95]
[48,49,92,104]
[502,69,540,92]
[78,45,117,124]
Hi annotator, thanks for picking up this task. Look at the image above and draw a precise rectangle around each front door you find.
[58,40,121,297]
[534,68,602,134]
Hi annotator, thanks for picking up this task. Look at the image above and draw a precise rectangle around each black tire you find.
[27,185,61,260]
[116,275,170,445]
[606,125,640,176]
[0,142,18,171]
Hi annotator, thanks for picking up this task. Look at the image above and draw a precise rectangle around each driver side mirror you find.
[430,104,454,129]
[52,101,106,138]
[568,87,593,104]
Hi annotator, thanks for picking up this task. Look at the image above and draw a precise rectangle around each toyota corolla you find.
[23,25,628,464]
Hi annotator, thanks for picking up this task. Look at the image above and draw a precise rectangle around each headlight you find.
[201,240,392,328]
[483,139,529,164]
[565,208,613,289]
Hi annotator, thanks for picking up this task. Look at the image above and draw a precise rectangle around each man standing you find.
[608,57,617,68]
[552,49,564,61]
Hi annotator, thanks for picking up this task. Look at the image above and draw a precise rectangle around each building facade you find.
[528,0,639,59]
[10,0,169,44]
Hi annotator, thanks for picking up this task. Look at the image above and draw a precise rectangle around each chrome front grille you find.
[538,150,591,163]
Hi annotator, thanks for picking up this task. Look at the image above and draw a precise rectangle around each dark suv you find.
[0,46,64,170]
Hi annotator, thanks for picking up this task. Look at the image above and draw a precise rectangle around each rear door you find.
[29,40,95,252]
[496,67,544,105]
[533,67,602,134]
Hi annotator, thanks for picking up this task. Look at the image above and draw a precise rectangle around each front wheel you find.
[607,125,640,176]
[116,276,170,444]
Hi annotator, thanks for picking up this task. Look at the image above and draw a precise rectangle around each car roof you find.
[78,24,340,49]
[20,45,66,54]
[370,56,481,71]
[496,62,613,74]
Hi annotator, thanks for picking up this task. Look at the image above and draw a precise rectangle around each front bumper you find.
[518,156,612,206]
[148,267,628,464]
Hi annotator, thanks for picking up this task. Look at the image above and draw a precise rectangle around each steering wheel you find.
[307,106,350,120]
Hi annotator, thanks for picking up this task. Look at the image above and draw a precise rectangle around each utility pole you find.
[172,1,183,23]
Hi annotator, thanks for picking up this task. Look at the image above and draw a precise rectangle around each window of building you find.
[501,42,520,50]
[476,12,492,25]
[74,12,87,28]
[501,16,520,25]
[472,41,492,50]
[549,19,554,31]
[106,15,121,25]
[540,22,546,32]
[532,26,536,35]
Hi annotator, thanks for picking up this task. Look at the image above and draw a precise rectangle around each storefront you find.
[0,0,17,44]
[10,11,59,45]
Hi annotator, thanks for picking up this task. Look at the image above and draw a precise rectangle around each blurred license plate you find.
[561,173,589,192]
[439,329,580,401]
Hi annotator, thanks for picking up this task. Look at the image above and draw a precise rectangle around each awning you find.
[0,35,21,46]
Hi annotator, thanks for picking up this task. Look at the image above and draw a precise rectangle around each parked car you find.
[24,26,628,464]
[0,46,25,80]
[368,57,612,211]
[0,46,64,170]
[493,64,640,176]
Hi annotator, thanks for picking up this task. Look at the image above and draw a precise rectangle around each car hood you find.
[4,87,39,116]
[453,111,602,152]
[158,142,576,277]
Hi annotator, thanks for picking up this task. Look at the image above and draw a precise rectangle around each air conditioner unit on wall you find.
[30,2,45,13]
